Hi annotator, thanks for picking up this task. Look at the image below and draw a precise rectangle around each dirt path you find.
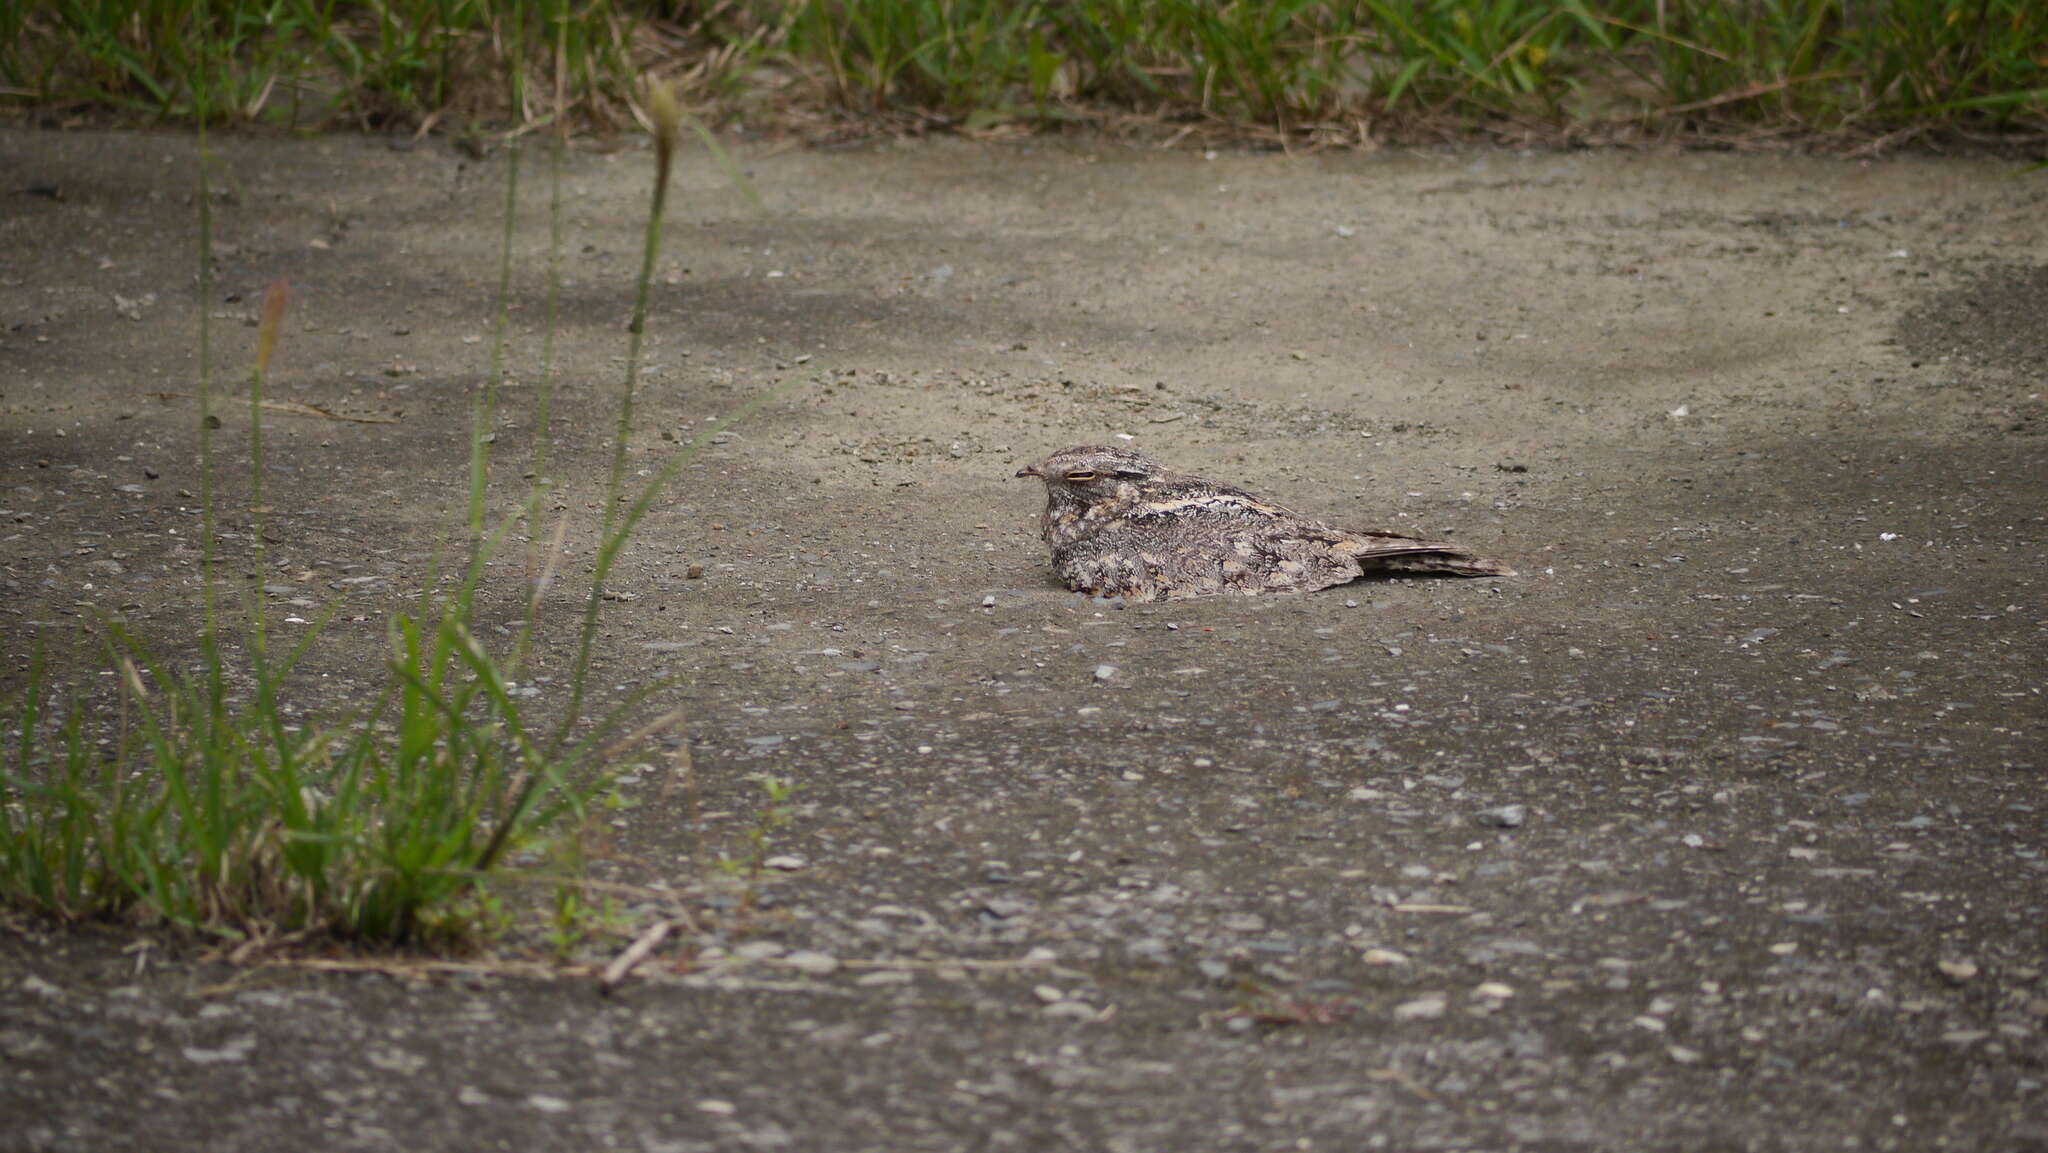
[2,130,2045,1152]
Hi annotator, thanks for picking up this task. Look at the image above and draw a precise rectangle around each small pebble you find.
[1936,959,1978,983]
[182,1039,256,1064]
[1393,995,1447,1021]
[1474,804,1526,828]
[784,951,839,975]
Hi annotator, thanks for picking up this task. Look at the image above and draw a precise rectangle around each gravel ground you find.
[1,130,2044,1152]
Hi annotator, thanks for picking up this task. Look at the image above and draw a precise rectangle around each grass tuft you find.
[0,62,762,947]
[1,0,645,132]
[0,616,579,945]
[760,0,2046,138]
[5,1,2043,143]
[4,0,2048,143]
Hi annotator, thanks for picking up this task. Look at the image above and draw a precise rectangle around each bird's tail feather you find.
[1337,536,1516,578]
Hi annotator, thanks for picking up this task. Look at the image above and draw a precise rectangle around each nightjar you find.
[1015,445,1514,602]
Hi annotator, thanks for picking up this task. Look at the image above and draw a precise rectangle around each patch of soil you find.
[2,131,2045,1152]
[1897,260,2048,378]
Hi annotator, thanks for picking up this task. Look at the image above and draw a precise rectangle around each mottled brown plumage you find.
[1014,446,1513,602]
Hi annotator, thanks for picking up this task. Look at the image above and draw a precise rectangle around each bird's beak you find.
[1014,465,1040,478]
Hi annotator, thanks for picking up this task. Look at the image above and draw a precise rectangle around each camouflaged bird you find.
[1014,446,1514,602]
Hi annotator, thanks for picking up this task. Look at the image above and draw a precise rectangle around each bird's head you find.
[1015,445,1164,506]
[1016,446,1165,547]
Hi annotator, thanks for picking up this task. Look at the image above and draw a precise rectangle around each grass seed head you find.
[648,77,680,173]
[255,278,289,377]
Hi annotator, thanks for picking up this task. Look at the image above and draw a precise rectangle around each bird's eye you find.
[1063,470,1098,482]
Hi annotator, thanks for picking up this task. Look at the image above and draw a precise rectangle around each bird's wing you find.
[1136,492,1516,580]
[1122,479,1301,525]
